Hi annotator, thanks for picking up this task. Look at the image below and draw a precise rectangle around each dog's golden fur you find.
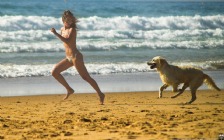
[147,56,221,104]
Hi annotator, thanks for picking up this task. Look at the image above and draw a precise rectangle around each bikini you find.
[66,51,79,63]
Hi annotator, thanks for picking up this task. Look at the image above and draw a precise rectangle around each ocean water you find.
[0,0,224,78]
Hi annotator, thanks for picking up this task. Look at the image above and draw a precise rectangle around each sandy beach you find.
[1,0,224,140]
[0,90,223,140]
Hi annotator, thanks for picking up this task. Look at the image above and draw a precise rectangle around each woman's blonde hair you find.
[62,10,78,29]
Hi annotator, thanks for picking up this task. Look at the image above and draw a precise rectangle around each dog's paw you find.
[184,102,192,105]
[171,95,177,98]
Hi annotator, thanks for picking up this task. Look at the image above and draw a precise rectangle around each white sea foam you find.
[1,15,224,31]
[1,39,223,53]
[0,41,63,53]
[79,15,224,30]
[1,29,224,43]
[79,28,224,39]
[0,63,149,78]
[0,30,54,42]
[1,15,223,52]
[0,60,223,78]
[0,15,61,31]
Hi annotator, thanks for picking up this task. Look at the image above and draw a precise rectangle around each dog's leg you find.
[171,83,188,98]
[172,84,178,92]
[185,89,197,104]
[159,84,169,98]
[185,78,203,104]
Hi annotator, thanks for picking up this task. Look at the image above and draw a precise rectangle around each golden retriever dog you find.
[147,56,221,104]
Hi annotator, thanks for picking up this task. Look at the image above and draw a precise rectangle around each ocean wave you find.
[78,40,224,50]
[0,15,61,31]
[0,61,223,78]
[1,39,223,53]
[79,15,224,30]
[172,60,224,70]
[0,30,54,42]
[1,15,224,31]
[79,28,224,40]
[1,15,224,53]
[0,63,148,78]
[1,29,224,42]
[0,42,63,53]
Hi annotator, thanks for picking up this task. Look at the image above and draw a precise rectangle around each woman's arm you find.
[51,28,74,44]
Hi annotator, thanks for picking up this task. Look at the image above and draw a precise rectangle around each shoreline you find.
[0,90,223,139]
[0,70,223,97]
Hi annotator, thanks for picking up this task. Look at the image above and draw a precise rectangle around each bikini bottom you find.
[66,52,79,63]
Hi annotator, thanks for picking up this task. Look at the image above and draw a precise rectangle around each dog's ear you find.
[159,58,167,67]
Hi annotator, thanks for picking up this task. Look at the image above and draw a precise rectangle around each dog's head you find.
[147,56,168,70]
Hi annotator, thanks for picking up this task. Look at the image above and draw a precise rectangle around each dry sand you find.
[0,90,223,140]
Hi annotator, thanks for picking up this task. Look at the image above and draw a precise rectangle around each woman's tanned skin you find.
[50,10,105,104]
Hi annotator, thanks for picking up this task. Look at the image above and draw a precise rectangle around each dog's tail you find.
[203,74,221,91]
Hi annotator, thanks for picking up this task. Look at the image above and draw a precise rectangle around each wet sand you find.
[0,90,223,140]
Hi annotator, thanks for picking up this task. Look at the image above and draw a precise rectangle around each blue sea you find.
[0,0,224,96]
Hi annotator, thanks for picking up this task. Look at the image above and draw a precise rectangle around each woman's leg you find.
[73,53,105,104]
[52,58,74,100]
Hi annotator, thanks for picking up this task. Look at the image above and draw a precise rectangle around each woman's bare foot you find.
[99,93,105,105]
[63,89,74,100]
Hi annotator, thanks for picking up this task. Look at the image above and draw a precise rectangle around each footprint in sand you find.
[140,110,150,112]
[64,131,73,136]
[101,117,108,121]
[50,133,60,137]
[2,124,9,128]
[185,111,194,114]
[80,117,91,122]
[63,120,73,124]
[65,112,75,115]
[97,109,110,112]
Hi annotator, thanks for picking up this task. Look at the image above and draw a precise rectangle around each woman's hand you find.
[51,28,57,34]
